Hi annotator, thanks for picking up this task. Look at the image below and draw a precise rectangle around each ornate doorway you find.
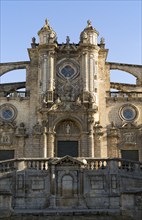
[55,120,80,157]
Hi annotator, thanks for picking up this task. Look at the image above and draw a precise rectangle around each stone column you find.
[15,124,27,157]
[48,52,54,91]
[108,127,119,158]
[47,132,55,158]
[88,116,94,157]
[82,51,88,91]
[94,123,104,157]
[42,54,48,93]
[89,54,94,92]
[43,127,47,158]
[88,132,94,157]
[81,132,88,157]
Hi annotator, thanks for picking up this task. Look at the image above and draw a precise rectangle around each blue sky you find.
[0,0,142,84]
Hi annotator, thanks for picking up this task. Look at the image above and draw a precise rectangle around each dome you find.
[38,19,57,44]
[80,20,99,45]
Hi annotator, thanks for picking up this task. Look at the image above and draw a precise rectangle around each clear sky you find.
[0,0,142,84]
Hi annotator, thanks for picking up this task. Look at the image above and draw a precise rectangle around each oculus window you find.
[0,104,17,122]
[119,104,138,121]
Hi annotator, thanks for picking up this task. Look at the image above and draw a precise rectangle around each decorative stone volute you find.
[80,20,99,45]
[38,19,57,44]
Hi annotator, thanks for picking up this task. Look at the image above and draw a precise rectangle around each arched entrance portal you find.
[55,120,81,157]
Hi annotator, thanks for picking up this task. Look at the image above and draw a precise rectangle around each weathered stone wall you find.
[0,156,142,219]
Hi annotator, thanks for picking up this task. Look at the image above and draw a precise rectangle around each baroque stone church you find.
[0,20,142,219]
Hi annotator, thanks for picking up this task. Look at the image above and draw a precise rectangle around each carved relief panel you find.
[56,120,80,135]
[0,132,12,145]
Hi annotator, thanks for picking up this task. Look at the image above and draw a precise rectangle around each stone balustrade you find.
[106,91,142,99]
[0,91,30,99]
[25,159,49,170]
[0,158,141,174]
[0,158,49,173]
[85,158,108,170]
[0,159,17,173]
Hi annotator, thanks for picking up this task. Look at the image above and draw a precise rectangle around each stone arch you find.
[57,170,78,197]
[54,117,82,157]
[0,61,30,76]
[0,69,26,84]
[110,70,137,84]
[108,62,142,85]
[53,115,84,132]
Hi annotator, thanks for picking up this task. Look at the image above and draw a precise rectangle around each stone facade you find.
[0,20,142,219]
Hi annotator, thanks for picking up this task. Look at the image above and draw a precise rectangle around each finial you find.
[87,20,92,27]
[45,18,49,26]
[66,36,70,45]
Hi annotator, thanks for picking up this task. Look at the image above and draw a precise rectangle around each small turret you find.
[38,19,57,44]
[80,20,99,45]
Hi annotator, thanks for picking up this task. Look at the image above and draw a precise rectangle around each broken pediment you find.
[52,155,84,166]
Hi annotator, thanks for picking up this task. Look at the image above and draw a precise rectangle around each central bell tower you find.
[28,19,108,158]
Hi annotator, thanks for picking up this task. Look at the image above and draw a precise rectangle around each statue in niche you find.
[66,124,70,134]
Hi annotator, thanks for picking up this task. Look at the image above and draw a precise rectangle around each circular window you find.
[0,104,17,121]
[119,105,137,121]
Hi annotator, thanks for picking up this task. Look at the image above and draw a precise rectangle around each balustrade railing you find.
[85,158,142,173]
[0,159,17,173]
[0,158,49,173]
[116,158,142,172]
[25,159,48,170]
[0,158,141,174]
[106,91,142,98]
[85,159,108,170]
[6,91,29,98]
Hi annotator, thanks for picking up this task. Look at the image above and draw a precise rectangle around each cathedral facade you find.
[0,20,142,219]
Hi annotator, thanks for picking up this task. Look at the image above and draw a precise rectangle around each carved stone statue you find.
[66,124,70,134]
[66,36,70,45]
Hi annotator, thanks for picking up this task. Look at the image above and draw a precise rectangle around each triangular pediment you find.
[52,155,84,166]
